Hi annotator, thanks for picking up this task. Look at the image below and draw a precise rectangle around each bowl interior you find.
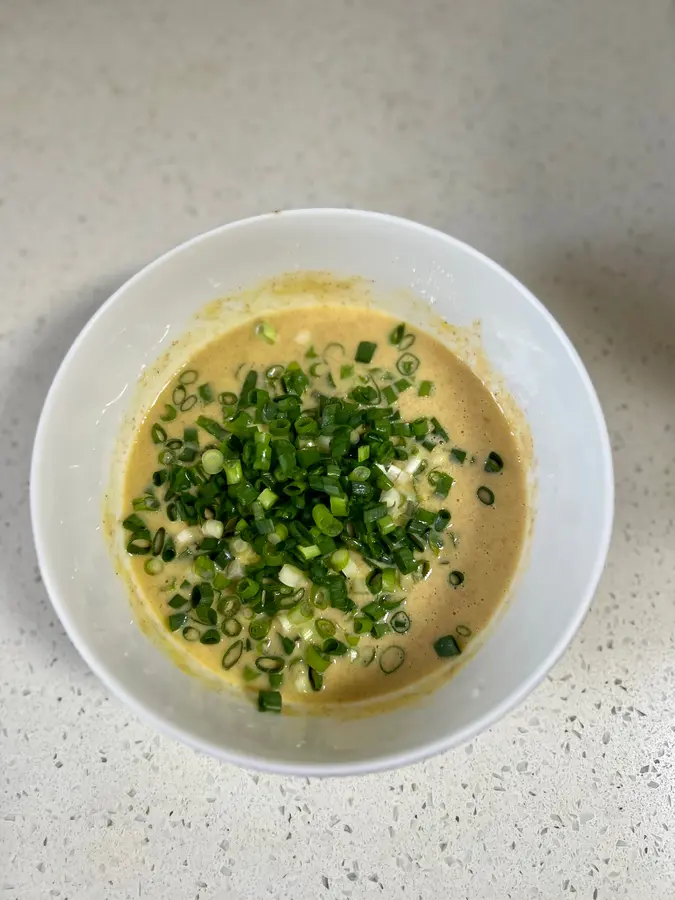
[31,210,613,774]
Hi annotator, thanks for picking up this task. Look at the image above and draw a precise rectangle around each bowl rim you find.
[30,208,614,776]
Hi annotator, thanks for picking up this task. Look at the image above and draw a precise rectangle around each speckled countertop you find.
[2,1,674,897]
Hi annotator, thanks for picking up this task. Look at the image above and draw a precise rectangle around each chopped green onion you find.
[449,570,464,587]
[456,625,472,638]
[160,404,177,422]
[433,635,461,658]
[305,644,331,674]
[167,613,187,632]
[223,459,243,485]
[279,564,305,588]
[433,509,451,531]
[396,353,420,376]
[196,416,228,441]
[381,568,398,592]
[255,321,278,344]
[376,514,396,535]
[238,578,260,601]
[477,486,495,505]
[308,668,324,691]
[198,383,214,403]
[315,618,336,639]
[127,536,152,555]
[180,395,198,412]
[182,626,200,642]
[194,555,215,581]
[362,601,385,621]
[353,616,373,635]
[122,513,148,534]
[379,645,405,673]
[427,470,454,498]
[222,640,243,669]
[151,527,165,556]
[200,629,221,645]
[312,504,343,537]
[144,557,163,576]
[298,544,321,560]
[179,369,198,385]
[255,655,284,673]
[324,342,345,359]
[418,380,433,397]
[390,610,410,633]
[257,487,278,510]
[201,448,224,475]
[222,618,243,637]
[411,417,428,437]
[151,423,167,444]
[355,341,377,364]
[330,495,348,517]
[389,323,405,345]
[280,636,296,655]
[323,638,348,655]
[372,622,391,639]
[257,690,282,712]
[194,603,217,626]
[485,452,504,473]
[330,548,349,570]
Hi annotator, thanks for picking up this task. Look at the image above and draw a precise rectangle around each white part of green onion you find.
[346,552,369,577]
[318,435,332,451]
[380,487,402,510]
[176,527,200,551]
[342,558,361,579]
[227,559,246,579]
[386,463,403,481]
[405,456,424,475]
[297,623,315,643]
[144,557,164,575]
[202,519,224,539]
[276,614,293,635]
[256,321,278,344]
[395,471,413,491]
[231,538,249,555]
[279,564,306,588]
[201,448,224,475]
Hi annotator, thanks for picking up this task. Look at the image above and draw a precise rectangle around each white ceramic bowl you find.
[31,210,613,775]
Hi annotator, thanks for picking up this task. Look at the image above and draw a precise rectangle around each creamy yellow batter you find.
[124,306,527,707]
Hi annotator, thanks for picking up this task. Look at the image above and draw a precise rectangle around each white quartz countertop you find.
[2,2,674,897]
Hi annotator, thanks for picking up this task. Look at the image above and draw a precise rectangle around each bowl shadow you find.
[514,233,675,643]
[1,272,137,671]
